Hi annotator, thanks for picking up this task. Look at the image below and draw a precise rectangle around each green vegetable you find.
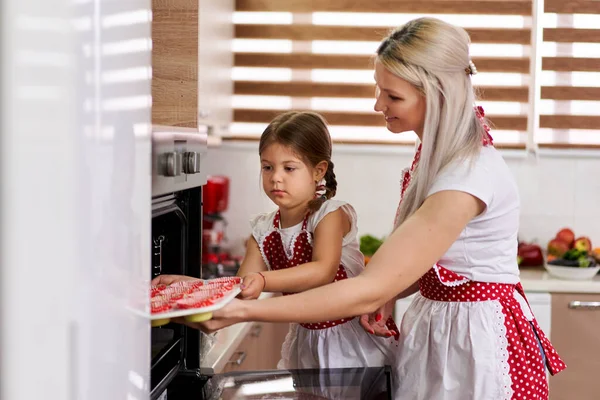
[360,234,384,256]
[563,249,587,260]
[578,257,591,268]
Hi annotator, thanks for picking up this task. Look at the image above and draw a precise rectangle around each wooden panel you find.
[549,293,600,400]
[541,86,600,101]
[542,57,600,72]
[235,81,529,101]
[540,115,600,130]
[235,24,531,44]
[234,108,528,130]
[151,1,198,128]
[544,28,600,43]
[235,53,530,73]
[546,0,600,14]
[236,0,533,15]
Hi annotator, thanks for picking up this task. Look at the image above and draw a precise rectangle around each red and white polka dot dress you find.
[251,200,398,370]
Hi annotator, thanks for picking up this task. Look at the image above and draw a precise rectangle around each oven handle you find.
[227,351,247,366]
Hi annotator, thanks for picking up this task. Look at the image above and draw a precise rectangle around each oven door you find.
[150,187,204,399]
[150,196,187,398]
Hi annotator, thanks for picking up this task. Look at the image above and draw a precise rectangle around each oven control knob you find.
[164,152,182,177]
[183,151,201,174]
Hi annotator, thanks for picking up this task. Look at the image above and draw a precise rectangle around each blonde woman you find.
[155,17,565,399]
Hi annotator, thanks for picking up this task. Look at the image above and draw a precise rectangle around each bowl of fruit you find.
[545,228,599,280]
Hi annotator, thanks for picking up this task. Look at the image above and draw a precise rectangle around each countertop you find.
[520,268,600,294]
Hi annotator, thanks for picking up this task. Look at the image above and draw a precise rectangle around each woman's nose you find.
[374,98,385,113]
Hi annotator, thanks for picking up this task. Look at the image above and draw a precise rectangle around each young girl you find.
[160,18,566,400]
[234,110,397,370]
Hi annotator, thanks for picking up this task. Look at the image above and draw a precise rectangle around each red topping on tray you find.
[150,277,240,315]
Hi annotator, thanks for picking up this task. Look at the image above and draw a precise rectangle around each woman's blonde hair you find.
[376,17,487,228]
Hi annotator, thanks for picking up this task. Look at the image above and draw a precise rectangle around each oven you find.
[150,126,209,400]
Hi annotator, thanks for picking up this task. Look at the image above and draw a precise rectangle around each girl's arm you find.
[198,190,484,330]
[260,208,349,293]
[236,236,268,277]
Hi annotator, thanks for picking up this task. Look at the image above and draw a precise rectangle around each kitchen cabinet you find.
[222,322,290,373]
[151,0,198,128]
[151,0,233,131]
[549,293,600,400]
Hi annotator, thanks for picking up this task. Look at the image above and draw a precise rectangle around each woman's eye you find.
[389,95,401,101]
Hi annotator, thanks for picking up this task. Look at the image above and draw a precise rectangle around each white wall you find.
[206,142,600,255]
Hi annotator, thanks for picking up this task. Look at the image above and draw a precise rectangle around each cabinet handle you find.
[568,301,600,310]
[250,324,263,337]
[227,351,247,366]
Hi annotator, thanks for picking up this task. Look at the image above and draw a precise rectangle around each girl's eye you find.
[284,167,295,172]
[262,165,272,171]
[389,95,401,101]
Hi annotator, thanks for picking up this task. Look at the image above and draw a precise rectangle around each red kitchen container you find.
[203,175,229,214]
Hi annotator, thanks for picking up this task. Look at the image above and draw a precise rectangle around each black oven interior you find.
[151,187,204,399]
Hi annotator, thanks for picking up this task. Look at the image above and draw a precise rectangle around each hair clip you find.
[465,60,478,76]
[315,178,327,199]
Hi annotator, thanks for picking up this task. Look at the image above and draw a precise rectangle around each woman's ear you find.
[314,160,328,181]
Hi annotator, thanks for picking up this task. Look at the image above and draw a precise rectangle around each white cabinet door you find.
[198,0,234,134]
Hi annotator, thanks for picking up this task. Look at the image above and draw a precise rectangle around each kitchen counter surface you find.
[200,292,274,375]
[520,268,600,293]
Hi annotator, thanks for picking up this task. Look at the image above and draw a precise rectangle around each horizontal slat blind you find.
[231,0,533,146]
[539,0,600,147]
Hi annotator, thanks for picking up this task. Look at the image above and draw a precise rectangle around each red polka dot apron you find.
[260,210,400,333]
[395,114,566,399]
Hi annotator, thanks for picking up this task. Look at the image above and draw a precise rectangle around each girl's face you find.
[373,61,426,138]
[260,142,326,210]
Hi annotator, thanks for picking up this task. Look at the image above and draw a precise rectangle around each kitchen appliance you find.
[151,126,210,400]
[202,175,239,278]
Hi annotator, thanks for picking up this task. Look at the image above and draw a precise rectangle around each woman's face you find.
[373,61,426,138]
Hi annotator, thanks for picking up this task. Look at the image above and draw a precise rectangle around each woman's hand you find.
[359,298,397,338]
[174,298,248,334]
[151,274,200,286]
[239,273,266,300]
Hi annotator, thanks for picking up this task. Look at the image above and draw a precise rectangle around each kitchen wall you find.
[206,142,600,255]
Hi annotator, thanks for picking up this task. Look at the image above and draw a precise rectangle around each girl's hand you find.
[359,298,397,338]
[175,298,247,334]
[151,274,200,286]
[239,273,266,300]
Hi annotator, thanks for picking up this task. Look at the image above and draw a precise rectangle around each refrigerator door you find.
[0,0,152,399]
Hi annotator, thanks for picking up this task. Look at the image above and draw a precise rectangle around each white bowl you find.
[544,263,600,281]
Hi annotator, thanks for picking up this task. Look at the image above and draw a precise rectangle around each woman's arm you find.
[199,190,484,330]
[261,208,349,293]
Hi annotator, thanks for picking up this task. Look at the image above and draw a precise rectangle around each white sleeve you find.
[427,151,494,208]
[249,211,276,244]
[309,200,359,247]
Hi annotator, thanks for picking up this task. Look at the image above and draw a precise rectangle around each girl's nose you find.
[271,169,283,182]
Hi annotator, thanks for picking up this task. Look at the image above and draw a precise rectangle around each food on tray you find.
[149,276,241,326]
